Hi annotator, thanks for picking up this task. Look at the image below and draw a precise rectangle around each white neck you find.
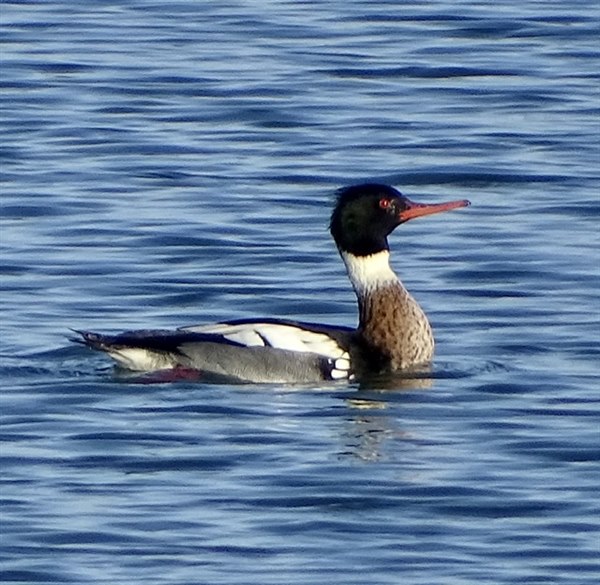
[340,250,400,298]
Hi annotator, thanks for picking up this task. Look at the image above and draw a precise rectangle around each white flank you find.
[340,250,399,297]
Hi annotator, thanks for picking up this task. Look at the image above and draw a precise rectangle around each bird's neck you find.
[340,250,434,370]
[340,249,399,299]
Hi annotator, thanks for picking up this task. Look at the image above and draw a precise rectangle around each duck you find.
[74,183,469,383]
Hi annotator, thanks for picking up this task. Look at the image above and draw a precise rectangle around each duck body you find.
[75,184,469,383]
[76,319,356,383]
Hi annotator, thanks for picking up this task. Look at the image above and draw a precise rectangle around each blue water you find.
[1,1,599,583]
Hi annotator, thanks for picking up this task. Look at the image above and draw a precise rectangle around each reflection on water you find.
[341,372,433,461]
[342,399,402,462]
[357,367,435,391]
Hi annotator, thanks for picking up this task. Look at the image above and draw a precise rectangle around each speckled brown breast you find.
[356,283,434,371]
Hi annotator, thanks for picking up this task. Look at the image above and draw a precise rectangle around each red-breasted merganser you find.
[74,184,469,383]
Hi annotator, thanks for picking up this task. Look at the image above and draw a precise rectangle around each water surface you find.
[1,1,599,584]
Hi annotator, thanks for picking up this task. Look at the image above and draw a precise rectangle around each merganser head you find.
[330,183,470,257]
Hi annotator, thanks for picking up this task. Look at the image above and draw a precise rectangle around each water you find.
[1,1,599,583]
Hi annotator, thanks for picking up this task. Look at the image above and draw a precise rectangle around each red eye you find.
[379,198,391,209]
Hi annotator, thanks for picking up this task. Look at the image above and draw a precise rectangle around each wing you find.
[179,318,354,380]
[179,318,353,359]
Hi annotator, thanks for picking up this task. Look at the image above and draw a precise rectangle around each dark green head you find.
[330,183,470,257]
